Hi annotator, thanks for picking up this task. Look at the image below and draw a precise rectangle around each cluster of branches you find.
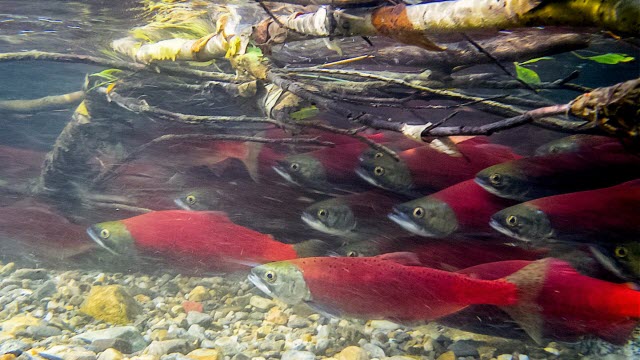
[0,0,638,200]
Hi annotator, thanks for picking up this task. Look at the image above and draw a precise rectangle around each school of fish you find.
[2,129,639,346]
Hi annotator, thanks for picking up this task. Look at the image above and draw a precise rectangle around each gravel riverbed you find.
[0,261,635,360]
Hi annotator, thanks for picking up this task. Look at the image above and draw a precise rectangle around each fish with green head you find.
[590,241,640,284]
[490,180,640,244]
[87,210,330,272]
[358,141,521,196]
[301,190,402,238]
[390,180,517,237]
[489,204,555,243]
[475,143,640,201]
[534,134,618,156]
[249,254,519,321]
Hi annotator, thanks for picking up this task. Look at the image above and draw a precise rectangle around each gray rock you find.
[249,295,275,311]
[34,280,57,299]
[26,325,62,339]
[11,268,48,280]
[39,346,97,360]
[145,339,192,356]
[214,336,242,356]
[314,339,330,354]
[186,311,212,327]
[287,316,311,329]
[0,339,28,355]
[448,340,482,357]
[363,343,386,358]
[280,350,316,360]
[231,353,251,360]
[74,326,148,352]
[91,338,133,354]
[159,354,192,360]
[187,324,206,340]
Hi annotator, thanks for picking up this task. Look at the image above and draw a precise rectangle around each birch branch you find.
[0,91,84,113]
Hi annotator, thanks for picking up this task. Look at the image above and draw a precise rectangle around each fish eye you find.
[265,271,277,283]
[317,209,327,219]
[186,195,197,205]
[615,246,628,258]
[489,173,502,185]
[100,228,110,239]
[347,251,359,257]
[506,215,518,227]
[412,207,425,218]
[374,166,385,176]
[290,163,300,172]
[374,152,384,159]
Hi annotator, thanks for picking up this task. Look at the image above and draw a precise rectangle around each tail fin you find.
[293,239,330,258]
[501,258,551,345]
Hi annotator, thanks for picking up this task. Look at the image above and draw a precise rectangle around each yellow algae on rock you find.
[187,286,209,302]
[335,346,370,360]
[436,351,456,360]
[80,285,142,325]
[0,314,43,336]
[186,348,221,360]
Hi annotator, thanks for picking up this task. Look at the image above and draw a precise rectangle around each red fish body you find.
[89,210,326,271]
[518,180,639,244]
[0,200,95,265]
[430,180,518,234]
[278,255,518,322]
[404,143,522,189]
[460,259,640,344]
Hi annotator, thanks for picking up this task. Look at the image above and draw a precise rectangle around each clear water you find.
[0,1,639,359]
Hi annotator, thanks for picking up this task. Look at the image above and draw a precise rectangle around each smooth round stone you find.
[11,269,49,280]
[144,339,192,356]
[362,343,385,359]
[26,325,62,339]
[287,316,311,329]
[97,348,124,360]
[186,312,212,327]
[0,339,28,355]
[185,348,222,360]
[335,346,370,360]
[91,338,133,354]
[280,350,316,360]
[213,336,242,356]
[249,296,275,311]
[34,280,57,300]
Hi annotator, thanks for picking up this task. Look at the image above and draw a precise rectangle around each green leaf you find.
[290,106,320,121]
[246,46,263,57]
[89,69,122,81]
[514,63,541,84]
[573,52,635,65]
[518,57,553,66]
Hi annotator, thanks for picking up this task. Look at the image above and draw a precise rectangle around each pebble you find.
[336,346,370,360]
[97,348,124,360]
[26,325,62,339]
[144,340,192,356]
[280,350,316,360]
[213,336,242,356]
[249,296,275,311]
[264,307,288,325]
[80,285,142,325]
[436,351,456,360]
[186,311,212,327]
[91,338,133,354]
[0,314,43,335]
[34,280,57,300]
[11,268,48,280]
[448,340,481,357]
[287,315,311,329]
[187,286,209,302]
[75,326,148,352]
[0,339,27,355]
[40,346,97,360]
[362,343,385,358]
[185,348,221,360]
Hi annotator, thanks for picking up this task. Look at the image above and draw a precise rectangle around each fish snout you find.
[86,226,119,255]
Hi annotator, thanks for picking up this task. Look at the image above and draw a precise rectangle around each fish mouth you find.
[272,165,298,186]
[301,212,352,236]
[355,167,383,189]
[488,219,531,242]
[174,198,192,210]
[86,227,119,256]
[248,272,273,298]
[388,209,439,237]
[474,177,505,198]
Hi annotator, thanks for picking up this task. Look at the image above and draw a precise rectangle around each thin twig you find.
[461,33,538,92]
[0,51,242,82]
